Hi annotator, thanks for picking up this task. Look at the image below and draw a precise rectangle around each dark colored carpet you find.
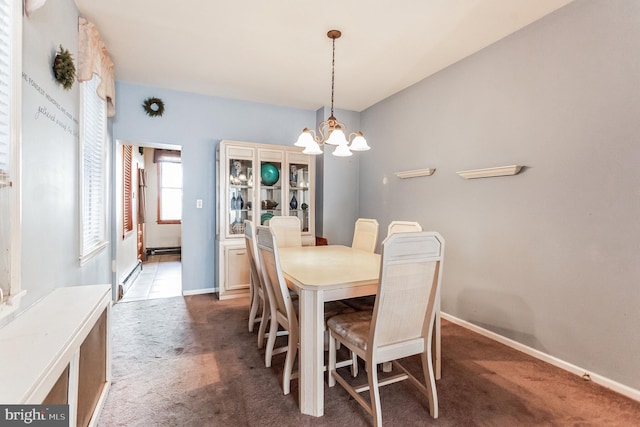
[98,295,640,426]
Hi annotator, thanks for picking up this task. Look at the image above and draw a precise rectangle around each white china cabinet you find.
[216,140,315,299]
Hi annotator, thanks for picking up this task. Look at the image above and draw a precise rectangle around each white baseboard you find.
[182,288,216,296]
[441,312,640,403]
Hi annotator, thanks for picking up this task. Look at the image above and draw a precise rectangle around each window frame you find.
[157,161,182,225]
[78,74,109,264]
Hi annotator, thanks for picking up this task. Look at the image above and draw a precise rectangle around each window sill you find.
[79,240,109,266]
[157,220,181,225]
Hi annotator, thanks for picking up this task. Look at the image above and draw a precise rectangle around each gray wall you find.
[21,0,112,296]
[359,0,640,390]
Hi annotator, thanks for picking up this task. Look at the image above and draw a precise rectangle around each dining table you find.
[278,244,442,417]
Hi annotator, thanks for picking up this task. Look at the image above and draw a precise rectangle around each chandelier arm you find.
[307,128,322,144]
[346,132,360,142]
[317,122,329,144]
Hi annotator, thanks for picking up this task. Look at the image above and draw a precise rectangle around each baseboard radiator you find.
[146,246,182,255]
[119,260,143,298]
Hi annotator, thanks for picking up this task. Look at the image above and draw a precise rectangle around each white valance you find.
[24,0,47,16]
[77,17,116,117]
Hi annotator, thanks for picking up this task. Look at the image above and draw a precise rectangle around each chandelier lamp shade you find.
[294,30,370,157]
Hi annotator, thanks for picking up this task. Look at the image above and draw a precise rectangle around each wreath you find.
[142,97,165,117]
[52,45,76,91]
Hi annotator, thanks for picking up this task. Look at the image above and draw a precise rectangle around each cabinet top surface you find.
[0,285,111,403]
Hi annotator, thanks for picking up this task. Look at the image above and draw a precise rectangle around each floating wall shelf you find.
[394,168,436,179]
[456,165,523,179]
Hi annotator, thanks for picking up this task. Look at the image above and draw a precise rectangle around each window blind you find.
[0,0,14,296]
[122,144,133,236]
[0,0,12,180]
[79,74,108,261]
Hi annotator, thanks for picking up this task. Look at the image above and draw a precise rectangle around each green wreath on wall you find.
[52,45,76,91]
[142,97,165,117]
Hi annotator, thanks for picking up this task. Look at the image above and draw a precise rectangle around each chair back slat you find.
[387,220,422,236]
[268,216,302,248]
[352,218,379,252]
[370,232,444,350]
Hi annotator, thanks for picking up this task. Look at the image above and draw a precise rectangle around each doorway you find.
[113,140,183,303]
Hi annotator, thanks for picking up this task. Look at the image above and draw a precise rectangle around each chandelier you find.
[294,30,370,157]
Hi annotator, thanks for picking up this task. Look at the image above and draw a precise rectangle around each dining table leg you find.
[298,287,325,417]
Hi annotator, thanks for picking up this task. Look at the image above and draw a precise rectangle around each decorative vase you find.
[231,194,237,210]
[290,194,298,210]
[238,194,244,209]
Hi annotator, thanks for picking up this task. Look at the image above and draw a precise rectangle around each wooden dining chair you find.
[245,220,263,334]
[244,220,279,352]
[268,216,302,248]
[352,218,379,253]
[327,231,445,425]
[343,219,424,338]
[256,225,300,394]
[387,220,422,236]
[256,225,358,394]
[343,220,421,314]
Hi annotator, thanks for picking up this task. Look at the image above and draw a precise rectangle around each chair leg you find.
[351,351,359,377]
[248,282,258,332]
[282,327,298,395]
[421,348,439,418]
[257,297,269,349]
[328,333,337,387]
[264,311,279,368]
[367,360,383,427]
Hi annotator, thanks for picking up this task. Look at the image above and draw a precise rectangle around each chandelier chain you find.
[330,36,335,117]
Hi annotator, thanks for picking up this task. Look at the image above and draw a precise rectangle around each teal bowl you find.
[261,163,280,186]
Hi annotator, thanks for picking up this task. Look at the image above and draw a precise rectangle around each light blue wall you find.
[359,0,640,390]
[113,82,314,292]
[21,0,112,297]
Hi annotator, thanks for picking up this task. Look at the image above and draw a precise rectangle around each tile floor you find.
[120,254,182,302]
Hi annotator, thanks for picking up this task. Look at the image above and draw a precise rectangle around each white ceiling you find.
[74,0,574,112]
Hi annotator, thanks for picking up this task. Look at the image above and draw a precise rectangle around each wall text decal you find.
[22,72,78,137]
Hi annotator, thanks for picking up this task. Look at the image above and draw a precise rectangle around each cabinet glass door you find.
[228,157,254,235]
[258,159,282,225]
[288,161,310,232]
